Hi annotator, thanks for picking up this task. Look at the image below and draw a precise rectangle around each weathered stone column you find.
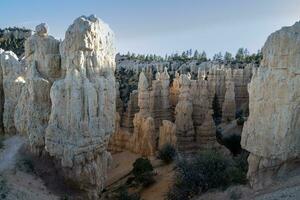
[130,72,157,156]
[45,15,116,198]
[14,23,61,154]
[175,74,195,152]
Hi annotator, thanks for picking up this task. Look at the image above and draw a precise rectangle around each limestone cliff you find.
[241,21,300,188]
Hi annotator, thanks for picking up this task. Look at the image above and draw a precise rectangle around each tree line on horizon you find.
[122,48,262,64]
[0,27,32,57]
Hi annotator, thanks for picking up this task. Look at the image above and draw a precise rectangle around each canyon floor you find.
[0,136,58,200]
[0,136,300,200]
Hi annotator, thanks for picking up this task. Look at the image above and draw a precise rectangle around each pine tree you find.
[213,52,223,61]
[235,48,245,63]
[193,50,199,59]
[200,51,207,62]
[224,52,233,63]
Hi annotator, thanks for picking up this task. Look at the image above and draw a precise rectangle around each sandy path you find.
[0,136,59,200]
[141,163,174,200]
[0,135,24,172]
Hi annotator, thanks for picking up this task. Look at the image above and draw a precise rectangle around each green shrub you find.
[60,195,69,200]
[167,151,248,200]
[230,151,248,184]
[131,158,155,188]
[230,190,242,200]
[0,175,9,199]
[16,156,35,173]
[236,117,245,126]
[221,134,242,155]
[0,137,4,150]
[234,151,249,173]
[158,144,177,164]
[132,158,153,177]
[235,110,243,119]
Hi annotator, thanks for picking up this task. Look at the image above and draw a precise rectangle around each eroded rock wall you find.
[241,21,300,188]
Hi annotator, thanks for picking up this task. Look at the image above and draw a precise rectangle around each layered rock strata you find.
[233,65,253,112]
[121,90,139,131]
[150,67,172,129]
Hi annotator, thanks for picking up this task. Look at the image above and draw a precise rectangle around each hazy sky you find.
[1,0,300,57]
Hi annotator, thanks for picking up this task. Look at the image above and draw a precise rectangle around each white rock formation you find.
[44,15,116,198]
[241,21,300,188]
[14,23,60,153]
[0,50,25,134]
[24,23,61,82]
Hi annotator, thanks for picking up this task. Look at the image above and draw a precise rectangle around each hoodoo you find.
[44,15,116,198]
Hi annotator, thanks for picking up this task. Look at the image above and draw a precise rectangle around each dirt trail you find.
[0,135,24,172]
[0,136,59,200]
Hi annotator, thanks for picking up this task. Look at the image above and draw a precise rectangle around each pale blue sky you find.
[1,0,300,57]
